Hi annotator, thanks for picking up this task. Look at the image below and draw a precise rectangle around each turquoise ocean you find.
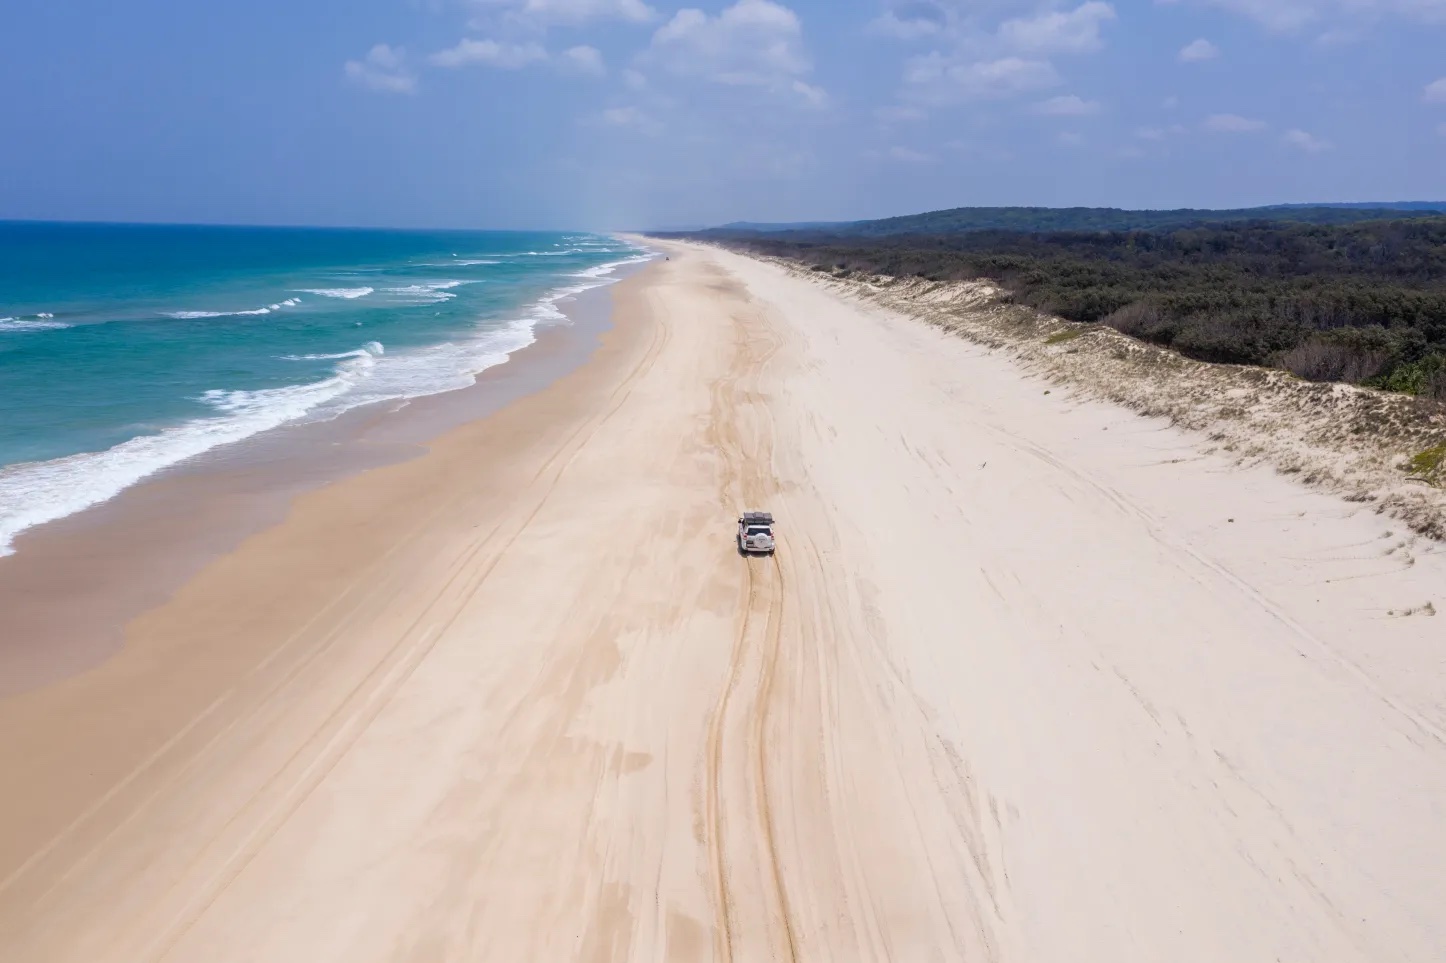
[0,222,653,555]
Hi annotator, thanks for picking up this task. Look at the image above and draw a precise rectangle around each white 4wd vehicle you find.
[737,512,776,555]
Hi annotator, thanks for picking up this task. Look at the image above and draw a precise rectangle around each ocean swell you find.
[0,239,656,556]
[0,370,354,557]
[166,297,301,320]
[299,287,374,299]
[0,316,71,332]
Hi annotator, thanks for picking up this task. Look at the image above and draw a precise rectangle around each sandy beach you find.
[0,278,624,695]
[2,240,1444,961]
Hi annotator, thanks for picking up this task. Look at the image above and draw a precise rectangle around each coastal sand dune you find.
[2,242,1444,961]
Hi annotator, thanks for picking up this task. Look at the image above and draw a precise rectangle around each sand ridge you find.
[1,242,1443,961]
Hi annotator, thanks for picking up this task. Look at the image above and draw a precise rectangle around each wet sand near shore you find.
[0,277,630,694]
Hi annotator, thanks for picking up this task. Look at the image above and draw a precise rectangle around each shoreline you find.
[4,241,1445,961]
[0,254,663,930]
[0,260,650,695]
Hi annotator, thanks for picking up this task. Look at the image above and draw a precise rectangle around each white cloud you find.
[560,44,606,75]
[904,53,1060,103]
[869,0,960,39]
[888,145,939,163]
[875,104,929,123]
[1032,93,1100,115]
[1282,128,1330,151]
[1313,27,1359,46]
[1425,77,1446,103]
[430,38,548,68]
[946,137,1016,161]
[724,143,816,179]
[1189,0,1319,31]
[649,0,815,90]
[429,38,610,77]
[345,44,417,94]
[1178,38,1220,61]
[1174,0,1446,32]
[475,0,655,26]
[875,0,1121,50]
[1136,123,1187,139]
[595,105,663,134]
[871,11,948,38]
[792,79,829,107]
[623,68,648,90]
[1202,112,1267,132]
[997,2,1117,55]
[601,106,646,125]
[892,3,1111,110]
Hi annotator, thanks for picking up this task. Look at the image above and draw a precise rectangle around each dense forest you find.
[673,219,1446,400]
[700,204,1446,237]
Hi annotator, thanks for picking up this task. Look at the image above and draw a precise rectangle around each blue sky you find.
[2,0,1444,229]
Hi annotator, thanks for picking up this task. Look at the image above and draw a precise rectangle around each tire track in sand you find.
[704,554,794,963]
[753,553,799,963]
[703,572,753,963]
[701,282,797,962]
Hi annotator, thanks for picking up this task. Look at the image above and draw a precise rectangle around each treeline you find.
[689,219,1446,399]
[689,204,1446,238]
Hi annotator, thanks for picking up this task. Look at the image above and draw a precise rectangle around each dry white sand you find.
[2,241,1443,962]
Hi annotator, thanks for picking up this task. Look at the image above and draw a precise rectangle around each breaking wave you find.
[299,287,374,299]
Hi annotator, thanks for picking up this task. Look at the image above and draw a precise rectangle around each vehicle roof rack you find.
[740,511,774,525]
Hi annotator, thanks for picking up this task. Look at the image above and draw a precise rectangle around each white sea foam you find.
[167,307,274,319]
[303,318,538,419]
[527,252,657,326]
[571,254,655,282]
[0,372,354,557]
[281,341,385,362]
[166,297,305,320]
[0,316,71,332]
[0,244,657,556]
[385,281,464,294]
[381,280,474,305]
[300,287,374,299]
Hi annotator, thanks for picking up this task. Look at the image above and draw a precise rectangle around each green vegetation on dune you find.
[841,205,1446,235]
[1407,443,1446,479]
[683,204,1446,238]
[687,218,1446,401]
[1044,328,1086,345]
